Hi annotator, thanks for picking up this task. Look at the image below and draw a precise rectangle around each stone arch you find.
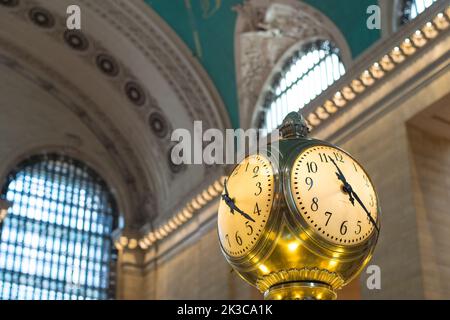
[234,0,352,129]
[0,0,230,234]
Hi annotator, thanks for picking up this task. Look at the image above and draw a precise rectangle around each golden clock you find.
[290,145,378,246]
[217,154,275,258]
[217,112,381,300]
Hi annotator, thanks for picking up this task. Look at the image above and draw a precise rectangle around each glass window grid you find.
[0,154,118,300]
[258,40,345,134]
[402,0,439,23]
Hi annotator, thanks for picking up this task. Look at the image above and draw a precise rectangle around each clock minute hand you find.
[349,189,380,234]
[328,156,355,205]
[327,156,378,232]
[328,156,346,181]
[234,206,256,223]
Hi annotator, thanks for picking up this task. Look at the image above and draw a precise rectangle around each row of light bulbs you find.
[115,176,226,251]
[307,7,450,128]
[114,6,450,252]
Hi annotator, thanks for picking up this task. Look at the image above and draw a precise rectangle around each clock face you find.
[218,154,274,258]
[290,145,378,246]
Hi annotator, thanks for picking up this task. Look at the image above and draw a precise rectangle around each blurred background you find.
[0,0,449,300]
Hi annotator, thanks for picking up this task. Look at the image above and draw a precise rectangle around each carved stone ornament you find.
[0,0,229,232]
[234,0,351,129]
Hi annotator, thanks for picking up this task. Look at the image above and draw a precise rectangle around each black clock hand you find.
[328,156,379,233]
[328,156,355,205]
[221,179,235,213]
[234,206,256,223]
[348,188,380,234]
[228,198,256,223]
[223,178,230,197]
[221,179,256,223]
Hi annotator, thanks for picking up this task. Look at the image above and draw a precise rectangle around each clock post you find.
[217,112,380,300]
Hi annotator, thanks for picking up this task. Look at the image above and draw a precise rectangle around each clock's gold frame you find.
[284,143,379,252]
[219,136,380,300]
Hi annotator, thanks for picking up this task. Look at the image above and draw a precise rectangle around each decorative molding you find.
[116,176,226,251]
[73,0,229,209]
[0,0,230,232]
[301,3,450,134]
[0,47,150,228]
[78,0,230,131]
[28,6,55,28]
[234,0,352,129]
[117,2,450,262]
[256,267,345,293]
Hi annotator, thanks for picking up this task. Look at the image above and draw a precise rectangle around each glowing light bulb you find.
[148,232,156,242]
[183,208,193,219]
[128,238,138,249]
[119,236,128,246]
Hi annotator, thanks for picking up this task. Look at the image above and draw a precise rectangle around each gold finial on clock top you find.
[217,112,380,300]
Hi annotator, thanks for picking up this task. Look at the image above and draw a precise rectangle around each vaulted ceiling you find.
[0,0,230,231]
[0,0,381,234]
[145,0,381,128]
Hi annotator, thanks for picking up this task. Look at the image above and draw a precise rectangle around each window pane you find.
[0,154,118,300]
[403,0,438,22]
[261,41,345,132]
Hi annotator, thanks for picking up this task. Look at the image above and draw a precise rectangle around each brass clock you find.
[218,112,380,300]
[290,145,378,246]
[217,154,275,258]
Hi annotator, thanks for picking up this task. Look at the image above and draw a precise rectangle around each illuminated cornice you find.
[304,4,450,131]
[115,177,225,251]
[115,3,450,252]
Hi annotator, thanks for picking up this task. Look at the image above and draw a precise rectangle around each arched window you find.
[0,154,118,300]
[402,0,438,23]
[258,40,345,133]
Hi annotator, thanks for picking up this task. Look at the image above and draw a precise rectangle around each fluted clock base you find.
[264,282,337,300]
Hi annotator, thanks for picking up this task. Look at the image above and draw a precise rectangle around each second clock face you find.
[290,145,378,246]
[218,154,274,258]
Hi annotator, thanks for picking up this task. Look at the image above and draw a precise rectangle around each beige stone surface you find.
[116,67,450,300]
[409,125,450,299]
[117,228,259,300]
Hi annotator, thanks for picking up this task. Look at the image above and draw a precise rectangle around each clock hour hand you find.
[221,179,256,223]
[328,156,355,205]
[221,179,235,211]
[223,178,231,200]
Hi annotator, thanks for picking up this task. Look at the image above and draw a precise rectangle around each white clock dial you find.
[291,145,378,245]
[218,154,274,257]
